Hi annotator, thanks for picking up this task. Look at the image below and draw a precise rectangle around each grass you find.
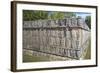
[23,54,50,62]
[84,39,91,59]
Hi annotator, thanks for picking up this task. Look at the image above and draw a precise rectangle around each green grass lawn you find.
[23,54,50,62]
[84,39,91,59]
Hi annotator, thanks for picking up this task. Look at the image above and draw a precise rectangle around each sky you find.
[75,12,91,19]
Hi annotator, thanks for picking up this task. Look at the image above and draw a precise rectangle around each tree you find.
[85,16,91,29]
[48,12,76,19]
[23,10,48,21]
[23,10,76,21]
[64,12,76,18]
[48,12,65,19]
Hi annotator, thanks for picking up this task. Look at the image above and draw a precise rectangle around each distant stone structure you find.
[23,18,90,60]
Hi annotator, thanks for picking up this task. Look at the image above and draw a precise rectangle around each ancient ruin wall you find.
[23,18,90,59]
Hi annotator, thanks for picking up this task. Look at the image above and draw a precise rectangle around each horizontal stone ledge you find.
[23,18,90,31]
[23,26,90,31]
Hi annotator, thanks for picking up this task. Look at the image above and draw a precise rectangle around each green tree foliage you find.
[85,16,91,29]
[23,10,48,21]
[64,12,76,18]
[23,10,76,21]
[48,12,76,19]
[48,12,65,19]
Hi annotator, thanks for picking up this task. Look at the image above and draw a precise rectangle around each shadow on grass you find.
[84,38,91,59]
[23,54,51,62]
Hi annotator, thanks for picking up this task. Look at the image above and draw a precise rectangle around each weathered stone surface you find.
[23,18,90,29]
[23,18,90,60]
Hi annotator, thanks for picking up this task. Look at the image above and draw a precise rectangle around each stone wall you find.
[23,18,90,60]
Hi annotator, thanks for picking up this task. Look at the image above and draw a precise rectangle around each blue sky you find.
[75,12,91,19]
